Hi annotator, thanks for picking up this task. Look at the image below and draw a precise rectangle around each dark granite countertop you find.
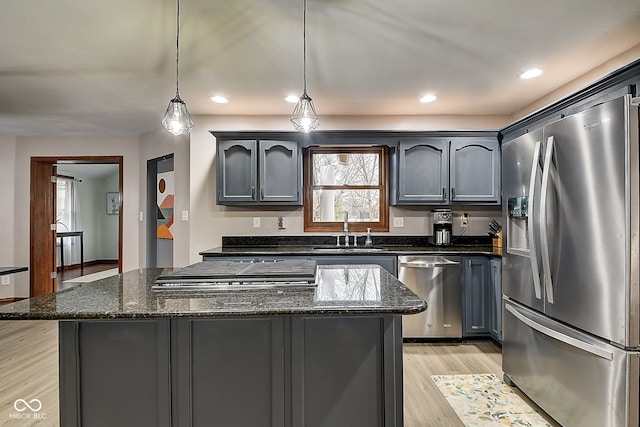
[0,265,426,320]
[0,267,28,276]
[200,235,502,257]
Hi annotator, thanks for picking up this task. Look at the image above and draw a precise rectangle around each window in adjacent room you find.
[303,146,389,232]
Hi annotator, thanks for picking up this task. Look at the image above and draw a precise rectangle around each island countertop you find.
[0,265,426,320]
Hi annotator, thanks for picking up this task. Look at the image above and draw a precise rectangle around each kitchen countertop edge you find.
[0,267,427,320]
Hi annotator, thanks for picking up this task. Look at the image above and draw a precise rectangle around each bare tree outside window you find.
[304,146,389,232]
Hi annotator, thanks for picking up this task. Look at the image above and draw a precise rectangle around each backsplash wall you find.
[195,204,501,246]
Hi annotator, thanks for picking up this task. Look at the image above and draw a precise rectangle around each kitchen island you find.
[0,264,425,427]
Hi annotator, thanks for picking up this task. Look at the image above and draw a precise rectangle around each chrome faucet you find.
[343,211,350,246]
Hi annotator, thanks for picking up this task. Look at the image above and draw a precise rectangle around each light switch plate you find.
[1,276,10,285]
[181,210,189,221]
[139,211,144,222]
[253,217,261,228]
[393,217,404,228]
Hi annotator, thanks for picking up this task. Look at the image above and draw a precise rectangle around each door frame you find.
[30,156,123,297]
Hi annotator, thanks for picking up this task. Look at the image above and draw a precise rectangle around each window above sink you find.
[303,146,389,232]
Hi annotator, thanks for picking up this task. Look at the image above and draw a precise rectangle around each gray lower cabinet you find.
[59,316,403,427]
[489,257,502,343]
[461,256,491,337]
[59,320,173,427]
[217,139,301,205]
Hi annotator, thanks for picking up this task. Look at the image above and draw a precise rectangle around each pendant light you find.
[162,0,194,135]
[290,0,319,133]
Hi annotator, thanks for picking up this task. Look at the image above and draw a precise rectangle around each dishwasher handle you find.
[399,261,460,268]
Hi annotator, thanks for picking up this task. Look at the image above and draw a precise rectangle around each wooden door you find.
[30,159,56,296]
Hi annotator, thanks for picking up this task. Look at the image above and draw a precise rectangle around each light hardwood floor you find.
[0,321,551,426]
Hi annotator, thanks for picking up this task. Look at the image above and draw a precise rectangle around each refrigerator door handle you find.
[540,135,555,304]
[505,303,613,361]
[528,140,543,299]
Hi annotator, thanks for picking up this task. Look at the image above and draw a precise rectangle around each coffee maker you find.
[432,208,452,246]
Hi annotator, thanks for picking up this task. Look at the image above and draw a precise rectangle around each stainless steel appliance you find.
[432,208,452,246]
[398,255,461,338]
[501,94,640,427]
[153,259,318,291]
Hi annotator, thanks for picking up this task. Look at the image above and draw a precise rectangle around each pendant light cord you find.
[175,0,181,97]
[303,0,307,94]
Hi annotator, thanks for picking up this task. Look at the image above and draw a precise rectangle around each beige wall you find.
[11,135,141,297]
[0,135,17,298]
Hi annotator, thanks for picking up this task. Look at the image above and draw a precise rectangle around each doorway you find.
[30,156,123,297]
[146,154,174,268]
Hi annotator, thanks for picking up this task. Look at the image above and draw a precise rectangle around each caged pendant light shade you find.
[162,0,194,136]
[291,0,319,133]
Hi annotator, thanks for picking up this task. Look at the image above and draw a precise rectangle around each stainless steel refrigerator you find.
[502,94,640,427]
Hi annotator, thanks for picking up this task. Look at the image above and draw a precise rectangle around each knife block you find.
[492,230,503,255]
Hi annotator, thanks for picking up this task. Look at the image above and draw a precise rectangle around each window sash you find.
[304,146,389,232]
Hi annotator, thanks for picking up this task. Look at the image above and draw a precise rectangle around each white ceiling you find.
[1,0,639,136]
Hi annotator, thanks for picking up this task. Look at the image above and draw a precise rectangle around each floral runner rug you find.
[431,374,552,427]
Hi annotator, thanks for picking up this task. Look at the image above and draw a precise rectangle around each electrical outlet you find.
[1,275,10,285]
[253,217,261,228]
[181,210,189,221]
[461,213,469,228]
[393,217,404,228]
[139,211,144,222]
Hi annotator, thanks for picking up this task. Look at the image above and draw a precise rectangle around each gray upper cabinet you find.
[217,139,301,205]
[217,140,257,203]
[396,140,449,204]
[394,137,500,205]
[449,139,500,203]
[259,140,300,203]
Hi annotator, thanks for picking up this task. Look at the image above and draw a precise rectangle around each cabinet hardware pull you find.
[251,186,255,199]
[442,187,446,200]
[451,187,456,199]
[261,187,264,200]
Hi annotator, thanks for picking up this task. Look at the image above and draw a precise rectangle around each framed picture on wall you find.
[106,192,120,215]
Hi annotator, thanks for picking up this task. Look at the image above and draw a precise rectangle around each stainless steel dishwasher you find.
[398,255,462,338]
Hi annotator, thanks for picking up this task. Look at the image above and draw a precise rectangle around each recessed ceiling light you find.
[419,94,437,103]
[285,95,299,103]
[210,96,228,104]
[519,69,543,79]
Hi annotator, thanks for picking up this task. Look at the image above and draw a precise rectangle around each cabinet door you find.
[490,258,502,342]
[59,321,172,427]
[217,140,257,203]
[173,318,286,427]
[259,140,301,203]
[462,256,491,336]
[450,139,500,203]
[397,140,449,204]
